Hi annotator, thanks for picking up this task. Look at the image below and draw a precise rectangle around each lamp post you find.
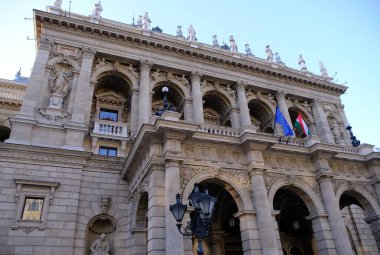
[155,86,172,116]
[169,183,217,255]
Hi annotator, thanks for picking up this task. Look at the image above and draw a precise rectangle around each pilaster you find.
[306,213,337,255]
[234,210,262,255]
[311,98,335,144]
[190,71,204,123]
[138,59,152,129]
[130,88,139,135]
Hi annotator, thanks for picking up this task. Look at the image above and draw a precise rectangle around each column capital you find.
[315,171,334,183]
[236,80,248,92]
[248,167,267,177]
[140,59,152,72]
[312,97,324,108]
[164,159,182,168]
[82,47,96,59]
[190,70,202,82]
[38,38,54,51]
[275,90,287,101]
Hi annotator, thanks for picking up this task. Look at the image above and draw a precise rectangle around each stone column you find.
[276,90,293,130]
[20,38,53,117]
[164,159,184,255]
[306,213,337,255]
[234,211,262,255]
[249,168,281,255]
[317,169,354,255]
[336,103,352,145]
[138,59,152,129]
[183,98,193,122]
[7,39,53,144]
[191,71,204,123]
[130,88,139,135]
[70,48,95,124]
[236,81,251,127]
[230,108,241,128]
[147,165,166,255]
[311,99,335,144]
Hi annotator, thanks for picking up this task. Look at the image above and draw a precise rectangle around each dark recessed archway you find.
[0,125,11,142]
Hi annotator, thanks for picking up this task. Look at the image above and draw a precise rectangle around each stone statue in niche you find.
[48,62,73,109]
[99,196,111,214]
[265,45,273,61]
[90,233,110,255]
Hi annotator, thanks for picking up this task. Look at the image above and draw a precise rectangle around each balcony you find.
[92,119,129,139]
[198,124,240,137]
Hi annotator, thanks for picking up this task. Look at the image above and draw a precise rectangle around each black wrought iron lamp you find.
[155,86,173,116]
[169,183,217,255]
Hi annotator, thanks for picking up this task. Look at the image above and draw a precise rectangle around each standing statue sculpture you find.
[330,119,343,145]
[90,233,110,255]
[319,61,329,77]
[275,52,284,64]
[50,71,70,97]
[265,45,274,61]
[142,12,151,30]
[229,35,238,53]
[212,35,219,46]
[187,25,196,41]
[136,15,142,26]
[176,25,183,37]
[91,1,103,19]
[54,0,62,9]
[298,54,307,71]
[245,44,253,56]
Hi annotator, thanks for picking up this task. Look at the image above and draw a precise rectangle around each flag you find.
[274,106,294,136]
[294,112,311,136]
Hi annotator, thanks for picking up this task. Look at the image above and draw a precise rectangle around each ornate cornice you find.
[34,10,347,96]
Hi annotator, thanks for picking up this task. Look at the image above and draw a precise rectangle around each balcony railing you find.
[93,119,129,138]
[198,124,240,137]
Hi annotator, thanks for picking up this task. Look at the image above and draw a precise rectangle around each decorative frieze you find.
[182,144,242,165]
[263,153,313,171]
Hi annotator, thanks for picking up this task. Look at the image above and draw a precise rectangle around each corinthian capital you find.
[140,59,152,72]
[236,80,248,92]
[312,98,323,108]
[275,90,286,102]
[190,70,202,83]
[38,38,54,51]
[82,47,96,59]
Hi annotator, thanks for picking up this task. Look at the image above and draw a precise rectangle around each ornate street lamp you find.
[155,86,173,116]
[169,183,217,255]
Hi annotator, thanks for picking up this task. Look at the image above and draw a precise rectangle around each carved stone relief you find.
[332,178,377,201]
[99,196,111,214]
[93,58,138,81]
[263,153,313,171]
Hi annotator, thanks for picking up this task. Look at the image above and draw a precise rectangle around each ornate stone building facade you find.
[0,4,380,255]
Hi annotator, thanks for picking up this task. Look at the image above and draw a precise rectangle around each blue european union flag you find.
[274,106,294,136]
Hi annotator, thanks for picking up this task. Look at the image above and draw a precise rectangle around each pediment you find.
[96,91,126,104]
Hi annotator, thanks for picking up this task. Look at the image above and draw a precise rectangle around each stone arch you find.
[182,170,254,212]
[91,65,138,89]
[289,105,314,123]
[47,56,80,71]
[335,183,380,216]
[248,98,275,133]
[150,77,190,98]
[248,95,276,114]
[84,214,118,255]
[268,178,324,215]
[202,90,236,127]
[202,85,236,108]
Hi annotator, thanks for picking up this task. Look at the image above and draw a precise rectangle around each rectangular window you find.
[21,197,44,220]
[99,108,118,122]
[99,147,117,157]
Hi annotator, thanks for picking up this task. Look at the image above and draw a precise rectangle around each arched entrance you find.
[274,188,317,255]
[338,189,380,253]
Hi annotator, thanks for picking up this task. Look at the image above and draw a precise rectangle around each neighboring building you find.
[1,3,380,255]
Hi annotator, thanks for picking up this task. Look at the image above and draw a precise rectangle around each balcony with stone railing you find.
[197,124,240,137]
[92,119,130,140]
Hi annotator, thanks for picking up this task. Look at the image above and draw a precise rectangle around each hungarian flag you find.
[294,113,311,136]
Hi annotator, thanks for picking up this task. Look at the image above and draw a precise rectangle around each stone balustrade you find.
[93,119,129,138]
[198,124,240,137]
[0,90,24,101]
[278,136,305,146]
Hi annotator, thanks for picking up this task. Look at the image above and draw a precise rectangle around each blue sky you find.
[0,0,379,147]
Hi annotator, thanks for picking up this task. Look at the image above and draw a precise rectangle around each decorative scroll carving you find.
[39,38,54,51]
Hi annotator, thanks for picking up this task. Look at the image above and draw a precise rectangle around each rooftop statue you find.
[298,54,307,71]
[275,52,284,65]
[245,44,253,56]
[187,25,196,41]
[136,15,142,27]
[319,61,329,77]
[212,35,219,47]
[142,12,151,30]
[265,45,273,61]
[176,25,183,37]
[54,0,62,9]
[229,35,238,53]
[91,1,103,19]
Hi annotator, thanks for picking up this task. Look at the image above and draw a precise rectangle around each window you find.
[22,197,44,220]
[99,147,117,157]
[99,108,118,122]
[12,179,60,233]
